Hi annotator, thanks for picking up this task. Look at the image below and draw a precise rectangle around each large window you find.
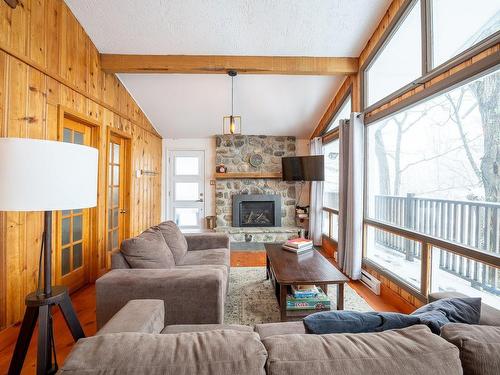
[365,67,500,305]
[325,95,352,133]
[365,0,422,106]
[431,0,500,68]
[363,0,499,109]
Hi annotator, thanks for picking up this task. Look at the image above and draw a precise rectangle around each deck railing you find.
[374,194,500,295]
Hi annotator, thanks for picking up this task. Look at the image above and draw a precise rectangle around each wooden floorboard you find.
[0,250,402,374]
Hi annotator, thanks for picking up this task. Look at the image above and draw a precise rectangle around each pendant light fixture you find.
[223,70,242,135]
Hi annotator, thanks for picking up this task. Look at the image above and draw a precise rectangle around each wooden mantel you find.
[215,172,282,179]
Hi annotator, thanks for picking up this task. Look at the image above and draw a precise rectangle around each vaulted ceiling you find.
[65,0,391,138]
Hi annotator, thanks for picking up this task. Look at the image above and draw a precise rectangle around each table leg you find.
[337,283,345,310]
[266,255,269,280]
[280,284,288,321]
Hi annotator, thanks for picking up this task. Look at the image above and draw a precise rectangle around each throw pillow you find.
[120,227,176,269]
[157,221,188,263]
[303,311,421,335]
[411,297,481,333]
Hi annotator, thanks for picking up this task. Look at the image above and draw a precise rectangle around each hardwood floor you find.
[0,250,402,374]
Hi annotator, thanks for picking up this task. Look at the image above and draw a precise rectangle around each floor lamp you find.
[0,138,98,375]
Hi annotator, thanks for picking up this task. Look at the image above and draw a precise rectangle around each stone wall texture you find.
[215,135,298,241]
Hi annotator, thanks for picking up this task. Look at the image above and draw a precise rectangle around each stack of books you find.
[282,238,313,254]
[286,285,330,311]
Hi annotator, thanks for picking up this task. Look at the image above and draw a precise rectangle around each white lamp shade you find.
[0,138,98,211]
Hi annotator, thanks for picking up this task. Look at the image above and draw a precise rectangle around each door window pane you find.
[74,131,84,145]
[73,243,82,269]
[113,209,119,227]
[366,226,422,289]
[365,0,421,106]
[112,187,119,206]
[323,140,340,210]
[113,166,120,185]
[62,217,71,245]
[431,247,499,309]
[73,215,82,241]
[63,128,72,143]
[174,208,200,227]
[113,143,120,163]
[112,230,119,249]
[431,0,500,68]
[175,156,199,175]
[366,68,499,255]
[62,247,70,275]
[175,182,199,201]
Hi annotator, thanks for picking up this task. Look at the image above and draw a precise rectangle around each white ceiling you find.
[65,0,391,138]
[119,74,343,138]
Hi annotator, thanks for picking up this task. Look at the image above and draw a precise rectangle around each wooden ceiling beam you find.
[100,54,358,75]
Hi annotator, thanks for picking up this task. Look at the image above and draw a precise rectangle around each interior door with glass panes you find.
[57,118,92,291]
[107,133,129,257]
[168,150,205,230]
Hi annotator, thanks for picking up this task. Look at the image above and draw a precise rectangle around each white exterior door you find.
[168,150,205,229]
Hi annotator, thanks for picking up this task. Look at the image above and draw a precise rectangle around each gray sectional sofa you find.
[59,298,500,374]
[95,221,230,328]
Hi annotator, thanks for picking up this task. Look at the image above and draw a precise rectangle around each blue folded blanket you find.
[304,297,481,335]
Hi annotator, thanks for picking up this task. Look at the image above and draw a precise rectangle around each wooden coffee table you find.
[265,243,349,321]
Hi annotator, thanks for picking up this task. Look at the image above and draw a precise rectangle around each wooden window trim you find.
[321,85,353,140]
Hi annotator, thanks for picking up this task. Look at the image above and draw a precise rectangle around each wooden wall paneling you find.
[0,0,163,330]
[28,0,46,67]
[45,0,60,77]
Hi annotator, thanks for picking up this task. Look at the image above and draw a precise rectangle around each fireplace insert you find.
[232,194,281,227]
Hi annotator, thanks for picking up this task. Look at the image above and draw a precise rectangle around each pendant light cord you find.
[231,75,234,116]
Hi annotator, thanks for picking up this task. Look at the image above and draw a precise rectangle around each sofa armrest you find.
[96,268,225,329]
[184,233,230,251]
[96,299,164,335]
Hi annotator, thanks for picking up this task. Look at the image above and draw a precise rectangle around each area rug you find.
[224,267,373,325]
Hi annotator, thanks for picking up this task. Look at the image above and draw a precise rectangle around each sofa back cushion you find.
[441,323,500,375]
[262,325,462,375]
[158,221,188,263]
[59,331,267,375]
[120,227,175,269]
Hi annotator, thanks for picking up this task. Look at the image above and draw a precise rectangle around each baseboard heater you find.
[360,270,381,295]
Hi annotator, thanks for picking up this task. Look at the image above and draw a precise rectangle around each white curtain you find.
[309,137,323,245]
[338,113,364,279]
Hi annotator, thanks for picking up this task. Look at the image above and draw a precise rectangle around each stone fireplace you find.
[214,135,300,242]
[232,194,281,227]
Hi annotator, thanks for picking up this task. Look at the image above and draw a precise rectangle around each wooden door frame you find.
[56,105,101,289]
[105,127,132,269]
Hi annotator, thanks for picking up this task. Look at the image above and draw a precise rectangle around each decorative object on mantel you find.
[222,70,242,135]
[216,164,227,173]
[249,153,264,167]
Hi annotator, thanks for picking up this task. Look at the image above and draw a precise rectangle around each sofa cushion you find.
[411,297,481,334]
[262,325,462,375]
[429,291,500,326]
[255,321,306,339]
[97,300,164,335]
[441,323,500,375]
[162,324,253,334]
[158,221,188,263]
[59,331,267,375]
[303,310,421,334]
[120,227,175,269]
[179,248,230,268]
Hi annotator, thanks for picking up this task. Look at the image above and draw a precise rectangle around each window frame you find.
[321,85,352,140]
[322,137,342,244]
[361,60,500,301]
[361,0,500,112]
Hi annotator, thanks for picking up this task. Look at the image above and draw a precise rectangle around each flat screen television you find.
[281,155,324,181]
